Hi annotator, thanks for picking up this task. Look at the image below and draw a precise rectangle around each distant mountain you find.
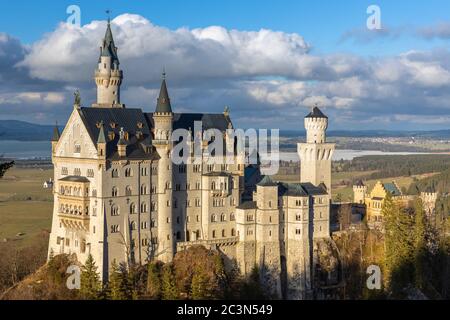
[1,120,450,141]
[280,129,450,139]
[0,120,61,141]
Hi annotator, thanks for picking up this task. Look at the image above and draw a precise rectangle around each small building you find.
[43,178,54,189]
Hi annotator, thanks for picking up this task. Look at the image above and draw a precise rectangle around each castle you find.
[353,180,438,229]
[48,21,339,299]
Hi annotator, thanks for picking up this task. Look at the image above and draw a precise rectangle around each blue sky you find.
[3,0,450,54]
[2,1,450,130]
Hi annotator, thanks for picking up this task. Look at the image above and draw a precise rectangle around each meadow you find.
[0,168,53,247]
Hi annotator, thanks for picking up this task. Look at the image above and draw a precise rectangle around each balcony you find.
[58,211,90,231]
[177,237,239,251]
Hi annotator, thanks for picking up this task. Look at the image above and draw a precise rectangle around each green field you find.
[0,168,53,247]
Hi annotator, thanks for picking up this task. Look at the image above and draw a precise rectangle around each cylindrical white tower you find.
[93,21,123,108]
[305,107,328,144]
[153,73,175,263]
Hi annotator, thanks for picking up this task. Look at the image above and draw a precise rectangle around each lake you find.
[0,140,51,159]
[0,140,432,161]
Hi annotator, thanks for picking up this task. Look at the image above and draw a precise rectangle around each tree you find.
[147,262,163,299]
[413,198,428,290]
[161,264,179,300]
[108,261,130,300]
[80,254,102,300]
[190,267,210,300]
[383,193,414,297]
[239,266,266,300]
[0,161,14,179]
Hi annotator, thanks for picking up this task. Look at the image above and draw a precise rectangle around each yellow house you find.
[364,181,409,228]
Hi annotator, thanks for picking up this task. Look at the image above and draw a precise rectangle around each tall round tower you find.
[305,106,328,144]
[298,106,335,193]
[153,72,175,263]
[93,20,124,108]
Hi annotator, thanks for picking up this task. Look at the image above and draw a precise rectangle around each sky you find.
[2,0,450,130]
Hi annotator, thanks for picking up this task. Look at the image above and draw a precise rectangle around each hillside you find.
[0,120,61,141]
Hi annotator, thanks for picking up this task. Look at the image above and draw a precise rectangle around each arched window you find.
[112,169,119,178]
[231,228,236,237]
[111,205,119,216]
[211,215,217,223]
[140,202,147,213]
[125,186,132,196]
[141,184,148,195]
[125,168,133,177]
[130,221,137,230]
[212,230,216,238]
[211,181,216,190]
[221,214,227,222]
[222,229,226,237]
[130,203,136,214]
[112,187,118,197]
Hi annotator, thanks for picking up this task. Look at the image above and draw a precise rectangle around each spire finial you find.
[162,67,166,80]
[106,9,111,24]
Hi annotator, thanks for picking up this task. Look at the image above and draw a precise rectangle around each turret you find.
[305,106,328,144]
[298,106,335,193]
[353,180,367,204]
[93,20,124,108]
[97,121,107,160]
[153,72,174,263]
[51,122,60,155]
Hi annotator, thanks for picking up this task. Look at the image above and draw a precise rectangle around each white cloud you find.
[2,14,450,129]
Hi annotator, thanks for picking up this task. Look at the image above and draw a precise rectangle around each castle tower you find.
[353,180,367,204]
[420,186,438,218]
[153,72,175,263]
[298,106,335,193]
[93,20,124,108]
[254,176,282,298]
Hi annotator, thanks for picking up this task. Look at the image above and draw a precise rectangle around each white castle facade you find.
[48,22,337,299]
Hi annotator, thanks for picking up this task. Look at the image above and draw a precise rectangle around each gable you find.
[55,109,98,159]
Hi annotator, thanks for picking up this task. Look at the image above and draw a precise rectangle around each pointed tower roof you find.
[354,180,365,187]
[257,176,278,187]
[306,106,328,119]
[155,72,172,113]
[100,21,119,66]
[97,121,107,144]
[51,123,60,142]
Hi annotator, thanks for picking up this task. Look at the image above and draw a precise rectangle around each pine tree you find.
[383,193,414,297]
[80,254,102,300]
[191,267,210,300]
[413,197,428,290]
[239,266,265,300]
[147,262,162,299]
[161,264,179,300]
[108,261,130,300]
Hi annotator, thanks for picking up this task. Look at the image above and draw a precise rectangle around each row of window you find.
[211,228,236,238]
[61,167,94,178]
[111,202,157,215]
[211,213,235,223]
